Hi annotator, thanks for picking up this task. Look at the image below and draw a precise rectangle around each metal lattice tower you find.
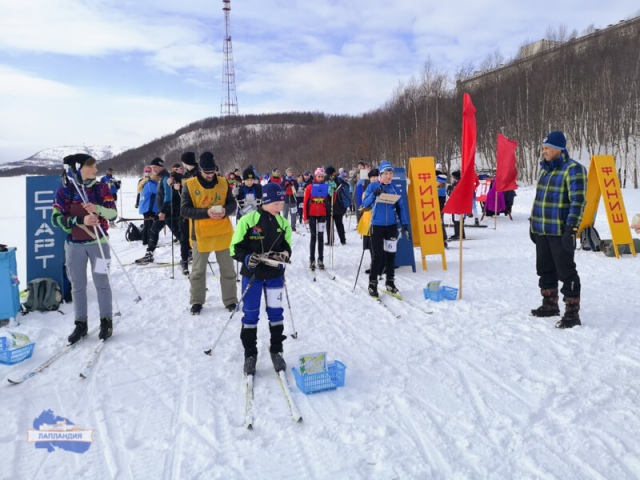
[220,0,238,116]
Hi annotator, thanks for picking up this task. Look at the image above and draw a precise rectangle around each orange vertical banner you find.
[407,157,446,271]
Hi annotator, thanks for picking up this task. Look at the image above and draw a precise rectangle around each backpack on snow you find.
[125,222,143,242]
[580,226,602,252]
[22,277,62,313]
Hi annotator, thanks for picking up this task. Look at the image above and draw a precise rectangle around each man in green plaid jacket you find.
[529,130,587,329]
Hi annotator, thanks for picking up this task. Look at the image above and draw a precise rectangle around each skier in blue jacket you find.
[362,160,410,298]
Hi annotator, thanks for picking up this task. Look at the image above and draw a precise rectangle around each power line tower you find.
[220,0,238,116]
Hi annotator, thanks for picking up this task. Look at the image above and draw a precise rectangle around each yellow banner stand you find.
[407,157,446,270]
[578,155,636,258]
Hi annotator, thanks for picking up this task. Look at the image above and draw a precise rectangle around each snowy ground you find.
[1,176,639,480]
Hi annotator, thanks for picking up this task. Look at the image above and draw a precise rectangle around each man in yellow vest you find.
[181,152,238,315]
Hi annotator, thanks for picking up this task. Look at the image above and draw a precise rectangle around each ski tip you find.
[7,378,21,385]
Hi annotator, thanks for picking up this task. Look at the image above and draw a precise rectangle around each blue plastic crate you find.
[423,286,459,302]
[292,360,346,394]
[0,342,35,365]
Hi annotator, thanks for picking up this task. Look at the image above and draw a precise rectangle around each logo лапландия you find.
[27,410,93,453]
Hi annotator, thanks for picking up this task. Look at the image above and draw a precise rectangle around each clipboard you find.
[377,193,400,204]
[311,183,329,197]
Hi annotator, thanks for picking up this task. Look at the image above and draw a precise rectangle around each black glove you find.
[562,225,578,252]
[401,225,410,240]
[245,253,260,270]
[270,251,290,264]
[373,187,382,197]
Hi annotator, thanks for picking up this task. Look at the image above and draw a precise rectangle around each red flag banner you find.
[495,133,518,192]
[443,93,477,215]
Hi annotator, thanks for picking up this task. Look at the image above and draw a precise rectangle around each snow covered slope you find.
[0,177,639,479]
[0,146,128,175]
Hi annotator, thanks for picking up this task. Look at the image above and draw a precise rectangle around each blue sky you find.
[0,0,637,162]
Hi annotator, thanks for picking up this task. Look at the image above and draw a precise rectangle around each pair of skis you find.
[368,287,434,318]
[244,369,303,429]
[310,265,336,282]
[7,328,108,385]
[369,288,404,318]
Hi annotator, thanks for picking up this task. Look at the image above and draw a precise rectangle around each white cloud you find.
[147,44,219,74]
[0,65,211,162]
[0,66,77,97]
[0,0,637,162]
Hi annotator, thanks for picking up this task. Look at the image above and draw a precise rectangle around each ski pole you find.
[118,186,123,225]
[207,261,218,279]
[170,194,175,280]
[283,274,298,339]
[352,247,366,292]
[204,274,256,356]
[329,193,334,266]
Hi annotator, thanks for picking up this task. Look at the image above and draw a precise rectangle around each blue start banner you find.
[26,176,68,298]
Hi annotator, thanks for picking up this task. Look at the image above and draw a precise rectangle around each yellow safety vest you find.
[184,176,234,252]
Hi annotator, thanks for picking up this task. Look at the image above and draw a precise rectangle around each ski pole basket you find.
[423,286,459,302]
[292,361,346,394]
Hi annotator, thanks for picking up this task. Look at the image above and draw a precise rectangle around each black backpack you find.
[125,223,143,242]
[580,226,602,252]
[22,278,62,313]
[337,183,352,209]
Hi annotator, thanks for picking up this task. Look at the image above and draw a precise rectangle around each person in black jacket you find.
[324,165,347,245]
[235,167,263,220]
[230,183,292,375]
[446,170,466,240]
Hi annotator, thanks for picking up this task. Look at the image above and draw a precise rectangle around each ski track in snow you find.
[1,176,640,479]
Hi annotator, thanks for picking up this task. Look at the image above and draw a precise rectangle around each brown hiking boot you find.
[530,288,560,317]
[556,297,581,329]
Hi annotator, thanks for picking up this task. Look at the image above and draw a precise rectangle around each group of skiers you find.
[52,150,411,375]
[51,129,587,378]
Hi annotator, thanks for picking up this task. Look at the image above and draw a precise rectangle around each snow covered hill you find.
[0,146,128,176]
[1,177,639,479]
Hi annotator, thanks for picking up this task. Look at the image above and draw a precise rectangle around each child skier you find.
[235,167,262,220]
[303,167,329,270]
[230,183,292,376]
[362,160,410,297]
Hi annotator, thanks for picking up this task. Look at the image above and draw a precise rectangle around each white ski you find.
[79,340,107,379]
[318,268,336,280]
[7,326,100,385]
[244,374,255,429]
[277,370,303,423]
